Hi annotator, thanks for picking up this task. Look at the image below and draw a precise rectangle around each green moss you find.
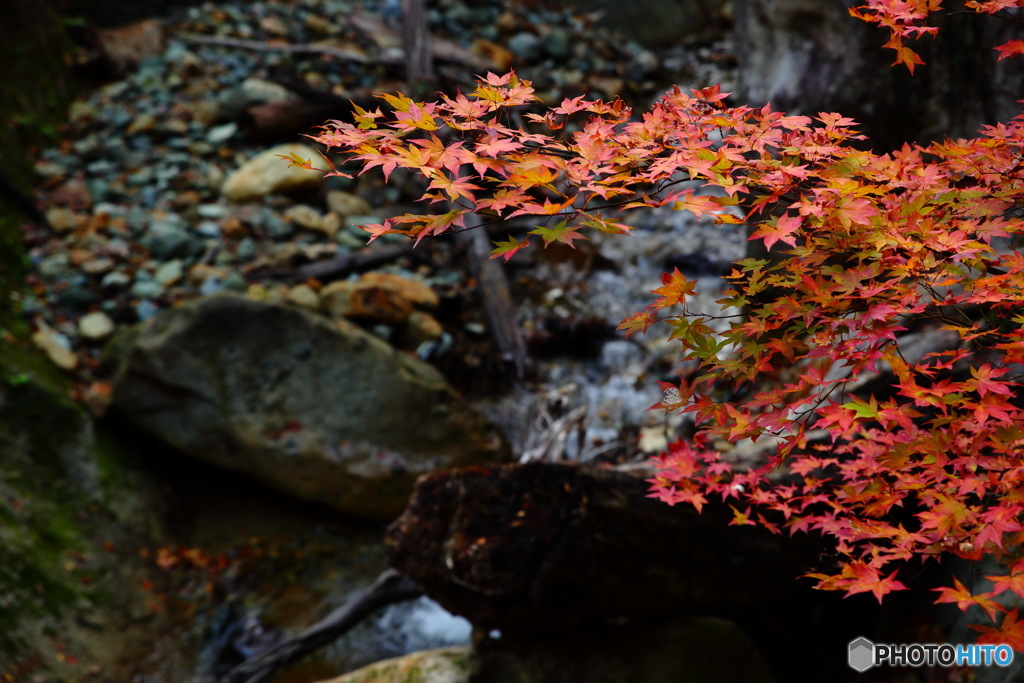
[0,335,73,400]
[0,336,97,664]
[0,412,91,660]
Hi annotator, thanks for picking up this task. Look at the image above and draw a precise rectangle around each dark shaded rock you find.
[734,0,1024,149]
[524,316,616,359]
[108,295,509,520]
[385,462,821,631]
[386,463,960,682]
[474,614,775,683]
[663,251,729,277]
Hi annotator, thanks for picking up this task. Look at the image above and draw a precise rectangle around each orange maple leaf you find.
[986,571,1024,600]
[934,577,1004,622]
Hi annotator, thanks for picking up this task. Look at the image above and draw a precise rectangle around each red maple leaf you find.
[972,609,1024,652]
[844,562,908,603]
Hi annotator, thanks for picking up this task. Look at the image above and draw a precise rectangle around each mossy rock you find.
[0,338,167,678]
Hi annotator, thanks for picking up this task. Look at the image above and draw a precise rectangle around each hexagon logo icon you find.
[849,637,875,672]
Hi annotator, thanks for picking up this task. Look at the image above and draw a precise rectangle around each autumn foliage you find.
[307,1,1024,649]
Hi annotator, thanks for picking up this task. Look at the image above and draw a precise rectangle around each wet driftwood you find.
[457,218,527,378]
[385,462,825,633]
[224,570,421,683]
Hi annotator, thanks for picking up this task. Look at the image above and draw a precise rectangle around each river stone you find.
[284,204,325,232]
[79,311,115,341]
[221,143,324,202]
[107,295,509,519]
[318,646,472,683]
[325,190,371,218]
[286,283,321,310]
[31,328,78,370]
[95,18,166,75]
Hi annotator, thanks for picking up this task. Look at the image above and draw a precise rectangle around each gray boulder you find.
[108,295,508,519]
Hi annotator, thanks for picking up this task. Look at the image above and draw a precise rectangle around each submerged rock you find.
[107,295,509,519]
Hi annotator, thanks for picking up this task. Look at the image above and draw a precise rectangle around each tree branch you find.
[223,569,422,683]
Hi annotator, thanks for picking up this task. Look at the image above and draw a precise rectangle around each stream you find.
[17,0,744,679]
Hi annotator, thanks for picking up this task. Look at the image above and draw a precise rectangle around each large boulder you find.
[107,295,508,519]
[384,463,941,681]
[385,462,823,630]
[733,0,1024,149]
